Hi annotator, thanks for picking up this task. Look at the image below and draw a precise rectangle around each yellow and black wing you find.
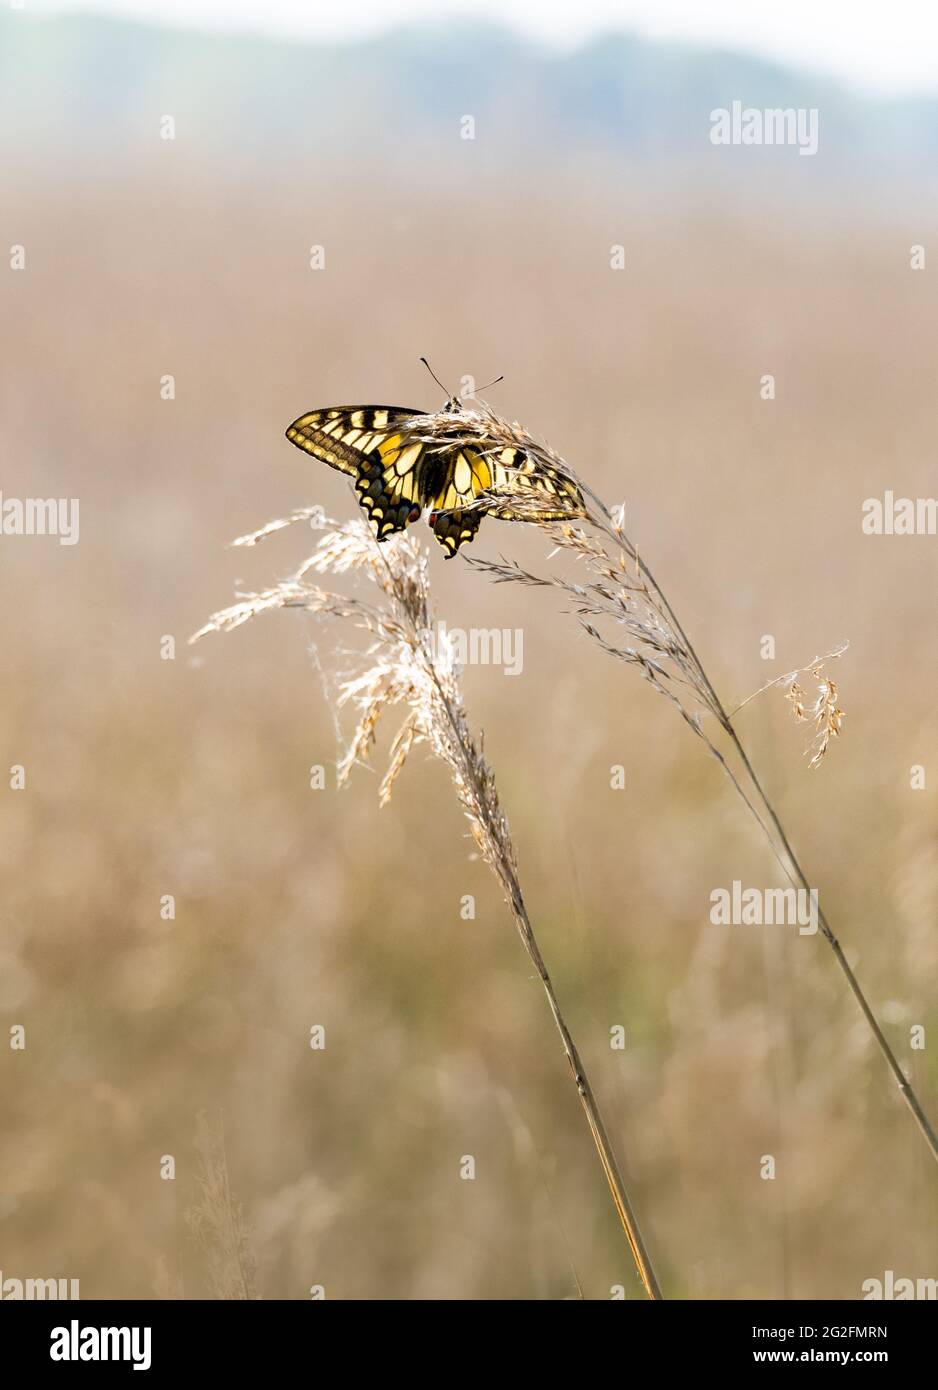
[286,405,428,540]
[426,445,494,557]
[425,442,584,555]
[285,406,419,479]
[485,446,585,522]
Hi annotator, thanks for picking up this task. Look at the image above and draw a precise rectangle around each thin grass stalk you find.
[193,513,663,1299]
[629,551,938,1164]
[425,661,662,1299]
[725,730,938,1159]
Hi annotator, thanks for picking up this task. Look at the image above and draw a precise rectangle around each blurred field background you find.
[1,8,936,1299]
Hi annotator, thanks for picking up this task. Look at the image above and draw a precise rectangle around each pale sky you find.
[32,0,938,95]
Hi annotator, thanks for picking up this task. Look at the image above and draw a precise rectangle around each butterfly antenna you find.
[474,373,504,394]
[419,356,453,399]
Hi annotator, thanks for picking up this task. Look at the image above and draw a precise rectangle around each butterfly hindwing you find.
[427,446,492,558]
[353,432,425,540]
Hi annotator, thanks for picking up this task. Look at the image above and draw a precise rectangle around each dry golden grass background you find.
[1,136,937,1298]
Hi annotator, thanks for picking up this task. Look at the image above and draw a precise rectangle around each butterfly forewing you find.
[285,407,420,479]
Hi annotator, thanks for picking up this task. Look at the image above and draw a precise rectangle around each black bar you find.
[0,1298,930,1374]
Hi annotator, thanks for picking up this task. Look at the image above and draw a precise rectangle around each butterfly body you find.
[285,402,584,556]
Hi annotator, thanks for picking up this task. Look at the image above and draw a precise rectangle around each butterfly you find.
[284,396,584,557]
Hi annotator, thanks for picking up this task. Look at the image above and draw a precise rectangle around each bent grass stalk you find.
[191,511,662,1300]
[397,400,938,1168]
